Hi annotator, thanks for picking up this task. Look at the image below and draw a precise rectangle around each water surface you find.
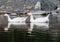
[0,22,60,42]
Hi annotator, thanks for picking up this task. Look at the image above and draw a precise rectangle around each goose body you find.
[4,14,27,24]
[30,14,49,23]
[4,13,28,31]
[28,11,50,23]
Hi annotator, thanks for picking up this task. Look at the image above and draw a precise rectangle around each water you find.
[0,22,60,42]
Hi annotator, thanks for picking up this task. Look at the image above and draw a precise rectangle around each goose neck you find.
[30,15,34,22]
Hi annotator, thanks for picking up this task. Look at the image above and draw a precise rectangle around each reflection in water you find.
[4,22,49,34]
[0,22,59,42]
[4,22,27,31]
[28,23,49,33]
[26,23,49,42]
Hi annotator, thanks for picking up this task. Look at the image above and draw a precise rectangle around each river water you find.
[0,21,60,42]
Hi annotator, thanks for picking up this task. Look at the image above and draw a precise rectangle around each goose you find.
[4,14,27,24]
[29,13,50,23]
[4,14,27,31]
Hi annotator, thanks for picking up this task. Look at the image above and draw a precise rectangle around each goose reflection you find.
[28,23,49,33]
[4,22,27,31]
[4,22,49,33]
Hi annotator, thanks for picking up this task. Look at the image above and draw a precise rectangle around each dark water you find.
[0,22,60,42]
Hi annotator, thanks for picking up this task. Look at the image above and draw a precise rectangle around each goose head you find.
[4,14,9,16]
[4,14,11,21]
[25,12,31,16]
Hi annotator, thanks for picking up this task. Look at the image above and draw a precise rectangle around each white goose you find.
[4,14,27,24]
[4,13,28,31]
[30,14,50,23]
